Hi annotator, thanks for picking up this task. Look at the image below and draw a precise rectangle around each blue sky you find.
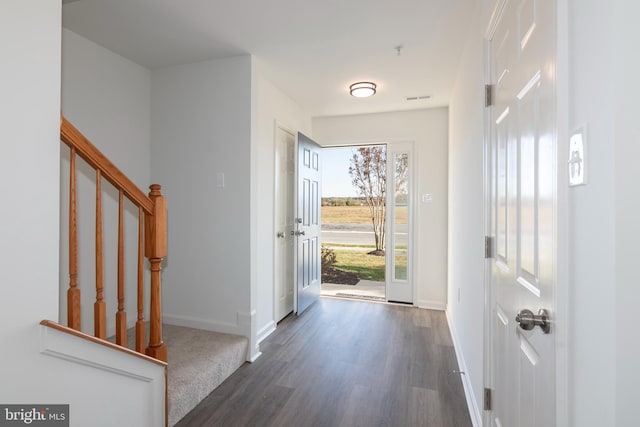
[322,147,358,197]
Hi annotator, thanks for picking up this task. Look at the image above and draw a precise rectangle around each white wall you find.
[0,3,163,426]
[250,60,312,350]
[445,0,488,422]
[151,56,253,348]
[567,0,616,424]
[60,29,152,336]
[0,0,61,372]
[568,0,640,425]
[313,108,449,309]
[614,2,640,425]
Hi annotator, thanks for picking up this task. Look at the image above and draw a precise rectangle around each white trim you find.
[555,0,570,425]
[163,313,241,335]
[164,311,260,362]
[416,299,446,311]
[385,141,416,304]
[483,7,498,426]
[238,310,261,362]
[40,325,165,426]
[485,0,508,39]
[446,310,482,427]
[257,320,277,344]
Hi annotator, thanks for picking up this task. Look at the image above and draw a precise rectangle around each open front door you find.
[295,133,322,315]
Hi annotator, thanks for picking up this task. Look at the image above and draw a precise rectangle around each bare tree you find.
[349,146,386,255]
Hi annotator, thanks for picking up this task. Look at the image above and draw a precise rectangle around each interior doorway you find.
[320,145,388,302]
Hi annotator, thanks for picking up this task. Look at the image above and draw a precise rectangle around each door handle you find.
[515,309,551,334]
[292,230,305,236]
[277,231,285,238]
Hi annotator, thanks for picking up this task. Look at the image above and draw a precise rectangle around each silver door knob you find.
[515,309,551,334]
[293,230,305,236]
[277,231,285,238]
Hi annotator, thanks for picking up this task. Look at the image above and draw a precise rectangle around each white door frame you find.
[385,141,416,304]
[321,140,416,304]
[482,0,570,425]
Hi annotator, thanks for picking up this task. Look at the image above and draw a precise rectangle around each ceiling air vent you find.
[406,95,431,101]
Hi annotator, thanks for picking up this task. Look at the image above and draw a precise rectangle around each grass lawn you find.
[332,249,385,282]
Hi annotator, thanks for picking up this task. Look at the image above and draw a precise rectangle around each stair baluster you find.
[94,170,106,339]
[67,147,81,331]
[115,190,127,346]
[136,207,146,353]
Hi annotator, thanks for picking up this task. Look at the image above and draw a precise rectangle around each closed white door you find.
[488,0,556,426]
[274,125,295,322]
[295,133,322,315]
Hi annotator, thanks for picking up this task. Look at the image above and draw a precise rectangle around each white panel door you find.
[488,0,556,426]
[295,133,321,315]
[274,126,295,322]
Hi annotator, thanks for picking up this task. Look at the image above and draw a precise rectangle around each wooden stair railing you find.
[59,116,167,362]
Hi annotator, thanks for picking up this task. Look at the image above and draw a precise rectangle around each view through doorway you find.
[320,145,388,302]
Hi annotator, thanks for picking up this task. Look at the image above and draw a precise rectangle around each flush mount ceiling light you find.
[349,82,377,98]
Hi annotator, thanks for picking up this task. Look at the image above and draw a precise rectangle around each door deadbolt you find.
[515,309,551,334]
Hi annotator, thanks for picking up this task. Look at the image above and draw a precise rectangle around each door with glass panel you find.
[386,143,413,303]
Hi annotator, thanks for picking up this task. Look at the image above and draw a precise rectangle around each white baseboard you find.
[238,310,261,362]
[416,299,447,310]
[445,310,483,427]
[163,313,242,336]
[164,311,262,362]
[257,321,276,344]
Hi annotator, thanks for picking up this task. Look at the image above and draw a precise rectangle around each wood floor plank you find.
[176,298,472,427]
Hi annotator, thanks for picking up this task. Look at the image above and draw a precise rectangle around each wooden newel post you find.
[145,184,168,362]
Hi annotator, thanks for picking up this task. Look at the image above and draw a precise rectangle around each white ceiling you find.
[62,0,476,118]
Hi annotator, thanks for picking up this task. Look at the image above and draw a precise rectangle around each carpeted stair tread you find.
[163,324,248,426]
[118,324,248,426]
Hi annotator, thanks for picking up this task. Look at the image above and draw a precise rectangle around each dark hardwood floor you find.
[176,297,472,427]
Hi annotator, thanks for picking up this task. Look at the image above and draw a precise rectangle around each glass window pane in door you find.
[393,153,409,281]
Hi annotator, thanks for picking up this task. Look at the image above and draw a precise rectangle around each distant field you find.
[322,205,407,224]
[322,205,372,224]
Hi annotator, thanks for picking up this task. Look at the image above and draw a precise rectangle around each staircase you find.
[45,117,248,426]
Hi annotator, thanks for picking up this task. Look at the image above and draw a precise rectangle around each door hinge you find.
[484,236,493,259]
[485,84,493,107]
[484,387,492,411]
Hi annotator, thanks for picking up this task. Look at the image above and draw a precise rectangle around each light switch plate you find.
[421,193,433,203]
[569,127,587,186]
